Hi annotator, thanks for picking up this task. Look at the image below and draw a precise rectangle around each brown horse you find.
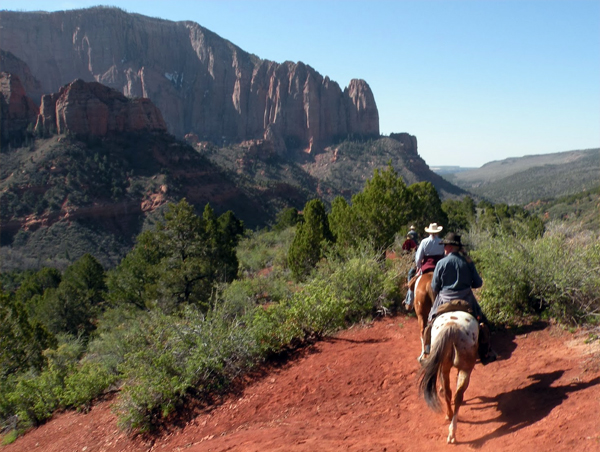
[419,310,479,444]
[408,271,436,362]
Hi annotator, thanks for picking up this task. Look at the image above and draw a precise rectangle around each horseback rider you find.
[407,225,419,244]
[404,223,445,310]
[423,232,497,364]
[401,234,418,253]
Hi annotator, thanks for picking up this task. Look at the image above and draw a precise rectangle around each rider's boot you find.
[478,323,497,365]
[423,322,432,355]
[404,289,414,311]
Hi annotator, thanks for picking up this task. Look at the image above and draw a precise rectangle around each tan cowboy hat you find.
[424,223,443,233]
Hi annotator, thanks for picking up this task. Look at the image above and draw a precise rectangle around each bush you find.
[4,335,84,428]
[219,274,293,311]
[319,254,394,321]
[61,359,116,408]
[236,227,295,275]
[252,251,395,355]
[114,305,260,431]
[472,223,600,324]
[111,249,397,432]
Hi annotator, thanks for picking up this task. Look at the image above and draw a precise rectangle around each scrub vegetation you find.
[1,166,598,439]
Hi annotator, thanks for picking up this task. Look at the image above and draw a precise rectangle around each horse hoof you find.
[447,435,456,444]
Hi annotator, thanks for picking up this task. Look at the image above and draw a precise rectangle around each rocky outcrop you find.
[0,72,38,143]
[0,50,44,104]
[389,132,418,154]
[0,7,379,154]
[35,79,167,136]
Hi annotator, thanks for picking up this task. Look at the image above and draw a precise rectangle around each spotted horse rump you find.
[419,310,479,444]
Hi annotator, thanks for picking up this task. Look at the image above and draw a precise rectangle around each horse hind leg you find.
[447,368,472,444]
[418,338,425,363]
[440,361,453,422]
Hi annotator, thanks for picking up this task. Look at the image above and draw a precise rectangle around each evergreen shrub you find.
[236,227,295,275]
[472,222,600,324]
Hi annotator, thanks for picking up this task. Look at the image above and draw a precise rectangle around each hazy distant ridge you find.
[442,148,600,205]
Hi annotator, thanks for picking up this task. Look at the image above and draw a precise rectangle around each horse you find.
[408,271,436,362]
[418,310,479,444]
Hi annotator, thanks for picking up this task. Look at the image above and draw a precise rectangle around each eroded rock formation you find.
[34,79,167,136]
[0,72,38,143]
[0,50,44,104]
[0,7,379,154]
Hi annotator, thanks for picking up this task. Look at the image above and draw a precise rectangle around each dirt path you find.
[3,316,600,452]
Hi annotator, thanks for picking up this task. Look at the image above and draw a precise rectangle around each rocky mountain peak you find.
[0,7,380,155]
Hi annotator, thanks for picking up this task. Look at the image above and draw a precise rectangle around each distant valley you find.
[429,165,477,175]
[439,148,600,205]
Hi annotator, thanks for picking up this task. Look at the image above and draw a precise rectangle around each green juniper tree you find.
[273,207,301,231]
[442,196,476,233]
[0,290,55,378]
[32,254,106,337]
[288,199,333,281]
[329,164,412,251]
[107,199,243,312]
[407,181,448,234]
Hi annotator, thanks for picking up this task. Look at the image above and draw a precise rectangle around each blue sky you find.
[2,1,599,167]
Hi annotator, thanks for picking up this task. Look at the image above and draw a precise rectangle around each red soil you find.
[3,315,600,452]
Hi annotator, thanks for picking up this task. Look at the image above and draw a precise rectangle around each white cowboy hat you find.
[424,223,443,233]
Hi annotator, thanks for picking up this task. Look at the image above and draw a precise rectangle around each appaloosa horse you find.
[418,310,479,444]
[408,271,436,362]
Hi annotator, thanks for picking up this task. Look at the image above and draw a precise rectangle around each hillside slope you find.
[0,132,468,272]
[300,135,469,200]
[0,133,317,270]
[444,148,600,204]
[3,316,599,452]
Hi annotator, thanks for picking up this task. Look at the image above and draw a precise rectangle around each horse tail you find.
[419,324,457,412]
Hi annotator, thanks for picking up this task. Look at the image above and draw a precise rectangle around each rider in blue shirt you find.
[424,232,497,364]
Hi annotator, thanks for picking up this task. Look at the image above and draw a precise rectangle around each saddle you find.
[435,299,473,316]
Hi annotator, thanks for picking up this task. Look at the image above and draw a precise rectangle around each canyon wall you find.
[0,7,379,154]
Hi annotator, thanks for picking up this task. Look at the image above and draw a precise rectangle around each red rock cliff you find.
[0,50,44,104]
[0,7,379,154]
[34,79,167,136]
[0,72,38,143]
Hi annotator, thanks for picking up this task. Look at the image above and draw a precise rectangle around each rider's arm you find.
[431,262,443,293]
[469,261,483,289]
[414,239,425,269]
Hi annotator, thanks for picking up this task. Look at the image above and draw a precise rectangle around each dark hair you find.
[440,232,462,247]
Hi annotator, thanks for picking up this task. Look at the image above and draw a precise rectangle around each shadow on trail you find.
[491,321,549,362]
[464,370,600,448]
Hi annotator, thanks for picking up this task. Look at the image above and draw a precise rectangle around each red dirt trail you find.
[3,315,600,452]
